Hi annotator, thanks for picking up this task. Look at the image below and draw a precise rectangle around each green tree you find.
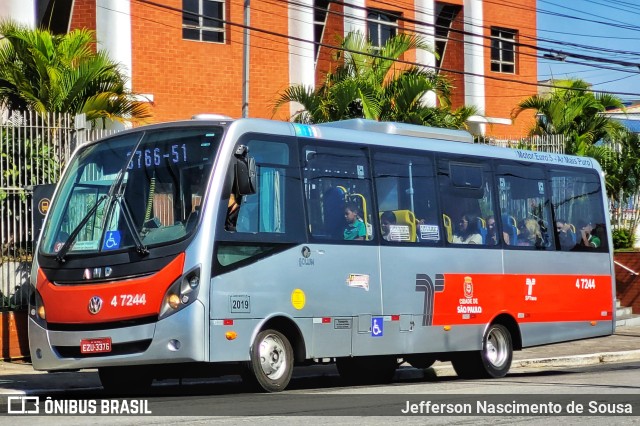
[0,20,151,125]
[512,79,624,155]
[274,32,474,129]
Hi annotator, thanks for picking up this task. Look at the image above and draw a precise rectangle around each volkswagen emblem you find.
[88,296,103,315]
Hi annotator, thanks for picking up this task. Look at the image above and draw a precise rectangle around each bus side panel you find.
[519,321,613,348]
[503,250,614,346]
[209,245,381,361]
[378,246,502,354]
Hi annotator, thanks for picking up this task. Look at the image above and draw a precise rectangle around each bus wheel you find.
[248,329,294,392]
[98,366,153,394]
[336,356,397,384]
[452,324,513,379]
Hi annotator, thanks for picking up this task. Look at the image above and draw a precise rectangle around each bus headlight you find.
[29,289,47,327]
[159,266,201,320]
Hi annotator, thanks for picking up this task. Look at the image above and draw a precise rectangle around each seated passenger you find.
[380,211,397,241]
[578,220,601,248]
[518,218,543,248]
[344,202,366,241]
[225,193,241,232]
[486,215,509,245]
[556,218,576,250]
[453,214,482,244]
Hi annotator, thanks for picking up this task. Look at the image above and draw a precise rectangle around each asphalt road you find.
[0,359,638,425]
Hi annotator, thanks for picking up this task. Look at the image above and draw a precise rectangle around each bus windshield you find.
[40,127,223,256]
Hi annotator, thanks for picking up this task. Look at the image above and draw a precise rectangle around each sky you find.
[537,0,640,102]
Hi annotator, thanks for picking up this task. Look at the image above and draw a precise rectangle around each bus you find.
[28,117,615,392]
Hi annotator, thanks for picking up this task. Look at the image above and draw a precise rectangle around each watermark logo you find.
[7,397,39,414]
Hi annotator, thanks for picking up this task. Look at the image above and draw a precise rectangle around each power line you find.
[130,0,640,98]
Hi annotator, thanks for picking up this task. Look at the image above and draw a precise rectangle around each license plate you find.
[80,337,112,354]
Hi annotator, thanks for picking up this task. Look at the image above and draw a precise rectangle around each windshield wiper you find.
[55,195,108,263]
[55,134,146,263]
[116,195,149,256]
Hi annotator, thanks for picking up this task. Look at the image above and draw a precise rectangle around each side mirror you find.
[234,145,256,195]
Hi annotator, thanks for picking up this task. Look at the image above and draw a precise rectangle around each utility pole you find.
[242,0,250,118]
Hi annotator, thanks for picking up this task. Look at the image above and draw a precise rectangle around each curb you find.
[513,349,640,369]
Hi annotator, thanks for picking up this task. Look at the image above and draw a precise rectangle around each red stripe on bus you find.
[37,253,185,323]
[432,273,613,326]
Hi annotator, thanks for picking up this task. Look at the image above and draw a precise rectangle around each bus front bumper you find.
[28,300,207,371]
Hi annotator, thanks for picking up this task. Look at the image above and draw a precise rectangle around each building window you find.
[367,10,398,50]
[183,0,225,43]
[314,0,329,63]
[491,27,516,73]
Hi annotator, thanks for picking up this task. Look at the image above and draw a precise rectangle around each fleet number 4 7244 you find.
[576,278,596,289]
[110,294,146,307]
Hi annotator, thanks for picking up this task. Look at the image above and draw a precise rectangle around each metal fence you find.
[0,111,118,309]
[476,134,565,153]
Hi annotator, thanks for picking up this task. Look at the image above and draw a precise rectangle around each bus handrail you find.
[614,260,639,276]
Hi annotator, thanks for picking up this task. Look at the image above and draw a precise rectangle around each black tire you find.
[246,329,294,392]
[451,323,513,379]
[98,366,153,395]
[336,356,398,385]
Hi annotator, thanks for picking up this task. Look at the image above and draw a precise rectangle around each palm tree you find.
[273,32,474,129]
[0,20,151,125]
[512,79,624,155]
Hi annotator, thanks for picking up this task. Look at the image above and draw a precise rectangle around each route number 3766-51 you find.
[110,294,146,307]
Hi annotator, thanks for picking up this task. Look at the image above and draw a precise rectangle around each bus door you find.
[372,150,445,353]
[302,142,381,357]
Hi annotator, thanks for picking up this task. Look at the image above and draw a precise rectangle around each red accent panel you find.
[433,273,613,326]
[38,254,185,323]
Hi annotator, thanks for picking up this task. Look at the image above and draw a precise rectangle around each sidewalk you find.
[0,326,638,395]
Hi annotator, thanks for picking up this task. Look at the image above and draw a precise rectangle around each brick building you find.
[2,0,538,136]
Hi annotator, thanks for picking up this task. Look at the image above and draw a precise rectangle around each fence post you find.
[74,113,87,148]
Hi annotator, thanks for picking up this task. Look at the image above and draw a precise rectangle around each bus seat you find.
[442,214,453,243]
[477,217,487,244]
[501,214,518,245]
[509,215,519,234]
[323,187,346,239]
[393,210,417,242]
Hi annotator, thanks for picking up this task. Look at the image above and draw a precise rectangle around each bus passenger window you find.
[496,164,554,250]
[550,170,608,252]
[373,150,439,244]
[304,145,374,242]
[438,159,496,247]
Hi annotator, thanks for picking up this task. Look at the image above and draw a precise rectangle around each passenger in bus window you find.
[556,219,576,250]
[452,214,482,244]
[486,215,509,245]
[380,211,397,241]
[225,193,241,232]
[518,218,543,247]
[578,220,601,248]
[344,203,366,241]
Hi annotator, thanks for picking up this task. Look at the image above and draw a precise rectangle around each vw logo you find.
[88,296,103,315]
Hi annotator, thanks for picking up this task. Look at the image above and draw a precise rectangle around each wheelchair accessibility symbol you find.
[371,316,383,337]
[102,231,121,251]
